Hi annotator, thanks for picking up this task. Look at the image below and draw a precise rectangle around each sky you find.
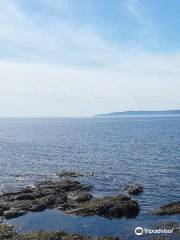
[0,0,180,117]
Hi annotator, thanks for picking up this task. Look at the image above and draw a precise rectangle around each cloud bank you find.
[0,0,179,116]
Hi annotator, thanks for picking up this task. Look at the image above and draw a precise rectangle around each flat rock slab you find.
[0,224,120,240]
[151,202,180,215]
[63,195,139,218]
[56,171,85,178]
[0,179,139,220]
[56,170,95,178]
[17,232,120,240]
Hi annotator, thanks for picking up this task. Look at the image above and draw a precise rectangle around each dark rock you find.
[37,179,92,192]
[89,172,96,177]
[151,201,180,215]
[0,179,139,220]
[0,224,120,239]
[0,209,3,217]
[0,202,10,211]
[56,170,96,178]
[4,208,27,219]
[64,195,139,219]
[20,186,34,194]
[12,200,33,211]
[29,202,47,212]
[125,184,143,195]
[68,191,93,203]
[0,180,83,219]
[13,192,44,201]
[56,171,84,178]
[19,231,91,240]
[21,232,120,240]
[0,224,18,239]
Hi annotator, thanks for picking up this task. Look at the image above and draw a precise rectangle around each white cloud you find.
[0,55,180,116]
[0,1,179,116]
[0,0,112,66]
[125,0,156,48]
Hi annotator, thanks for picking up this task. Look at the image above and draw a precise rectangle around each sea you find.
[0,116,179,239]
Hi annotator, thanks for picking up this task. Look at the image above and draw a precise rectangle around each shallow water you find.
[0,116,180,238]
[6,210,180,239]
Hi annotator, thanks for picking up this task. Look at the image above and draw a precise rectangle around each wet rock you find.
[0,202,10,211]
[56,171,84,178]
[0,179,139,220]
[56,171,96,178]
[28,201,47,212]
[3,208,27,219]
[0,180,90,219]
[0,224,120,240]
[64,195,139,219]
[151,201,180,215]
[125,184,143,195]
[0,209,4,217]
[37,179,92,192]
[88,172,96,177]
[0,224,18,239]
[13,192,44,201]
[12,200,33,211]
[20,232,120,240]
[19,231,91,240]
[68,191,93,203]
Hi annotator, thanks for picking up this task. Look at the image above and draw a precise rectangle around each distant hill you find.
[96,110,180,117]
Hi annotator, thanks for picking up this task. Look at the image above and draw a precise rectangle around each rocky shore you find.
[0,223,179,240]
[0,224,120,240]
[0,171,179,239]
[0,179,139,221]
[151,202,180,215]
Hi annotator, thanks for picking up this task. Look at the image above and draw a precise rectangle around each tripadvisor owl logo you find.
[135,227,144,236]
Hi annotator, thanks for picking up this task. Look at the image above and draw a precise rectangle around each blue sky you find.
[0,0,180,116]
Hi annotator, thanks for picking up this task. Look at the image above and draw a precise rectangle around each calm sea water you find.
[0,116,180,239]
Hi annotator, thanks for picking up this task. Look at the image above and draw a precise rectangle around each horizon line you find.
[0,109,180,119]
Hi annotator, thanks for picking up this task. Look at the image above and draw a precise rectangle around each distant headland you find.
[95,110,180,117]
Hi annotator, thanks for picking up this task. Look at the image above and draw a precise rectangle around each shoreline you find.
[0,171,179,239]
